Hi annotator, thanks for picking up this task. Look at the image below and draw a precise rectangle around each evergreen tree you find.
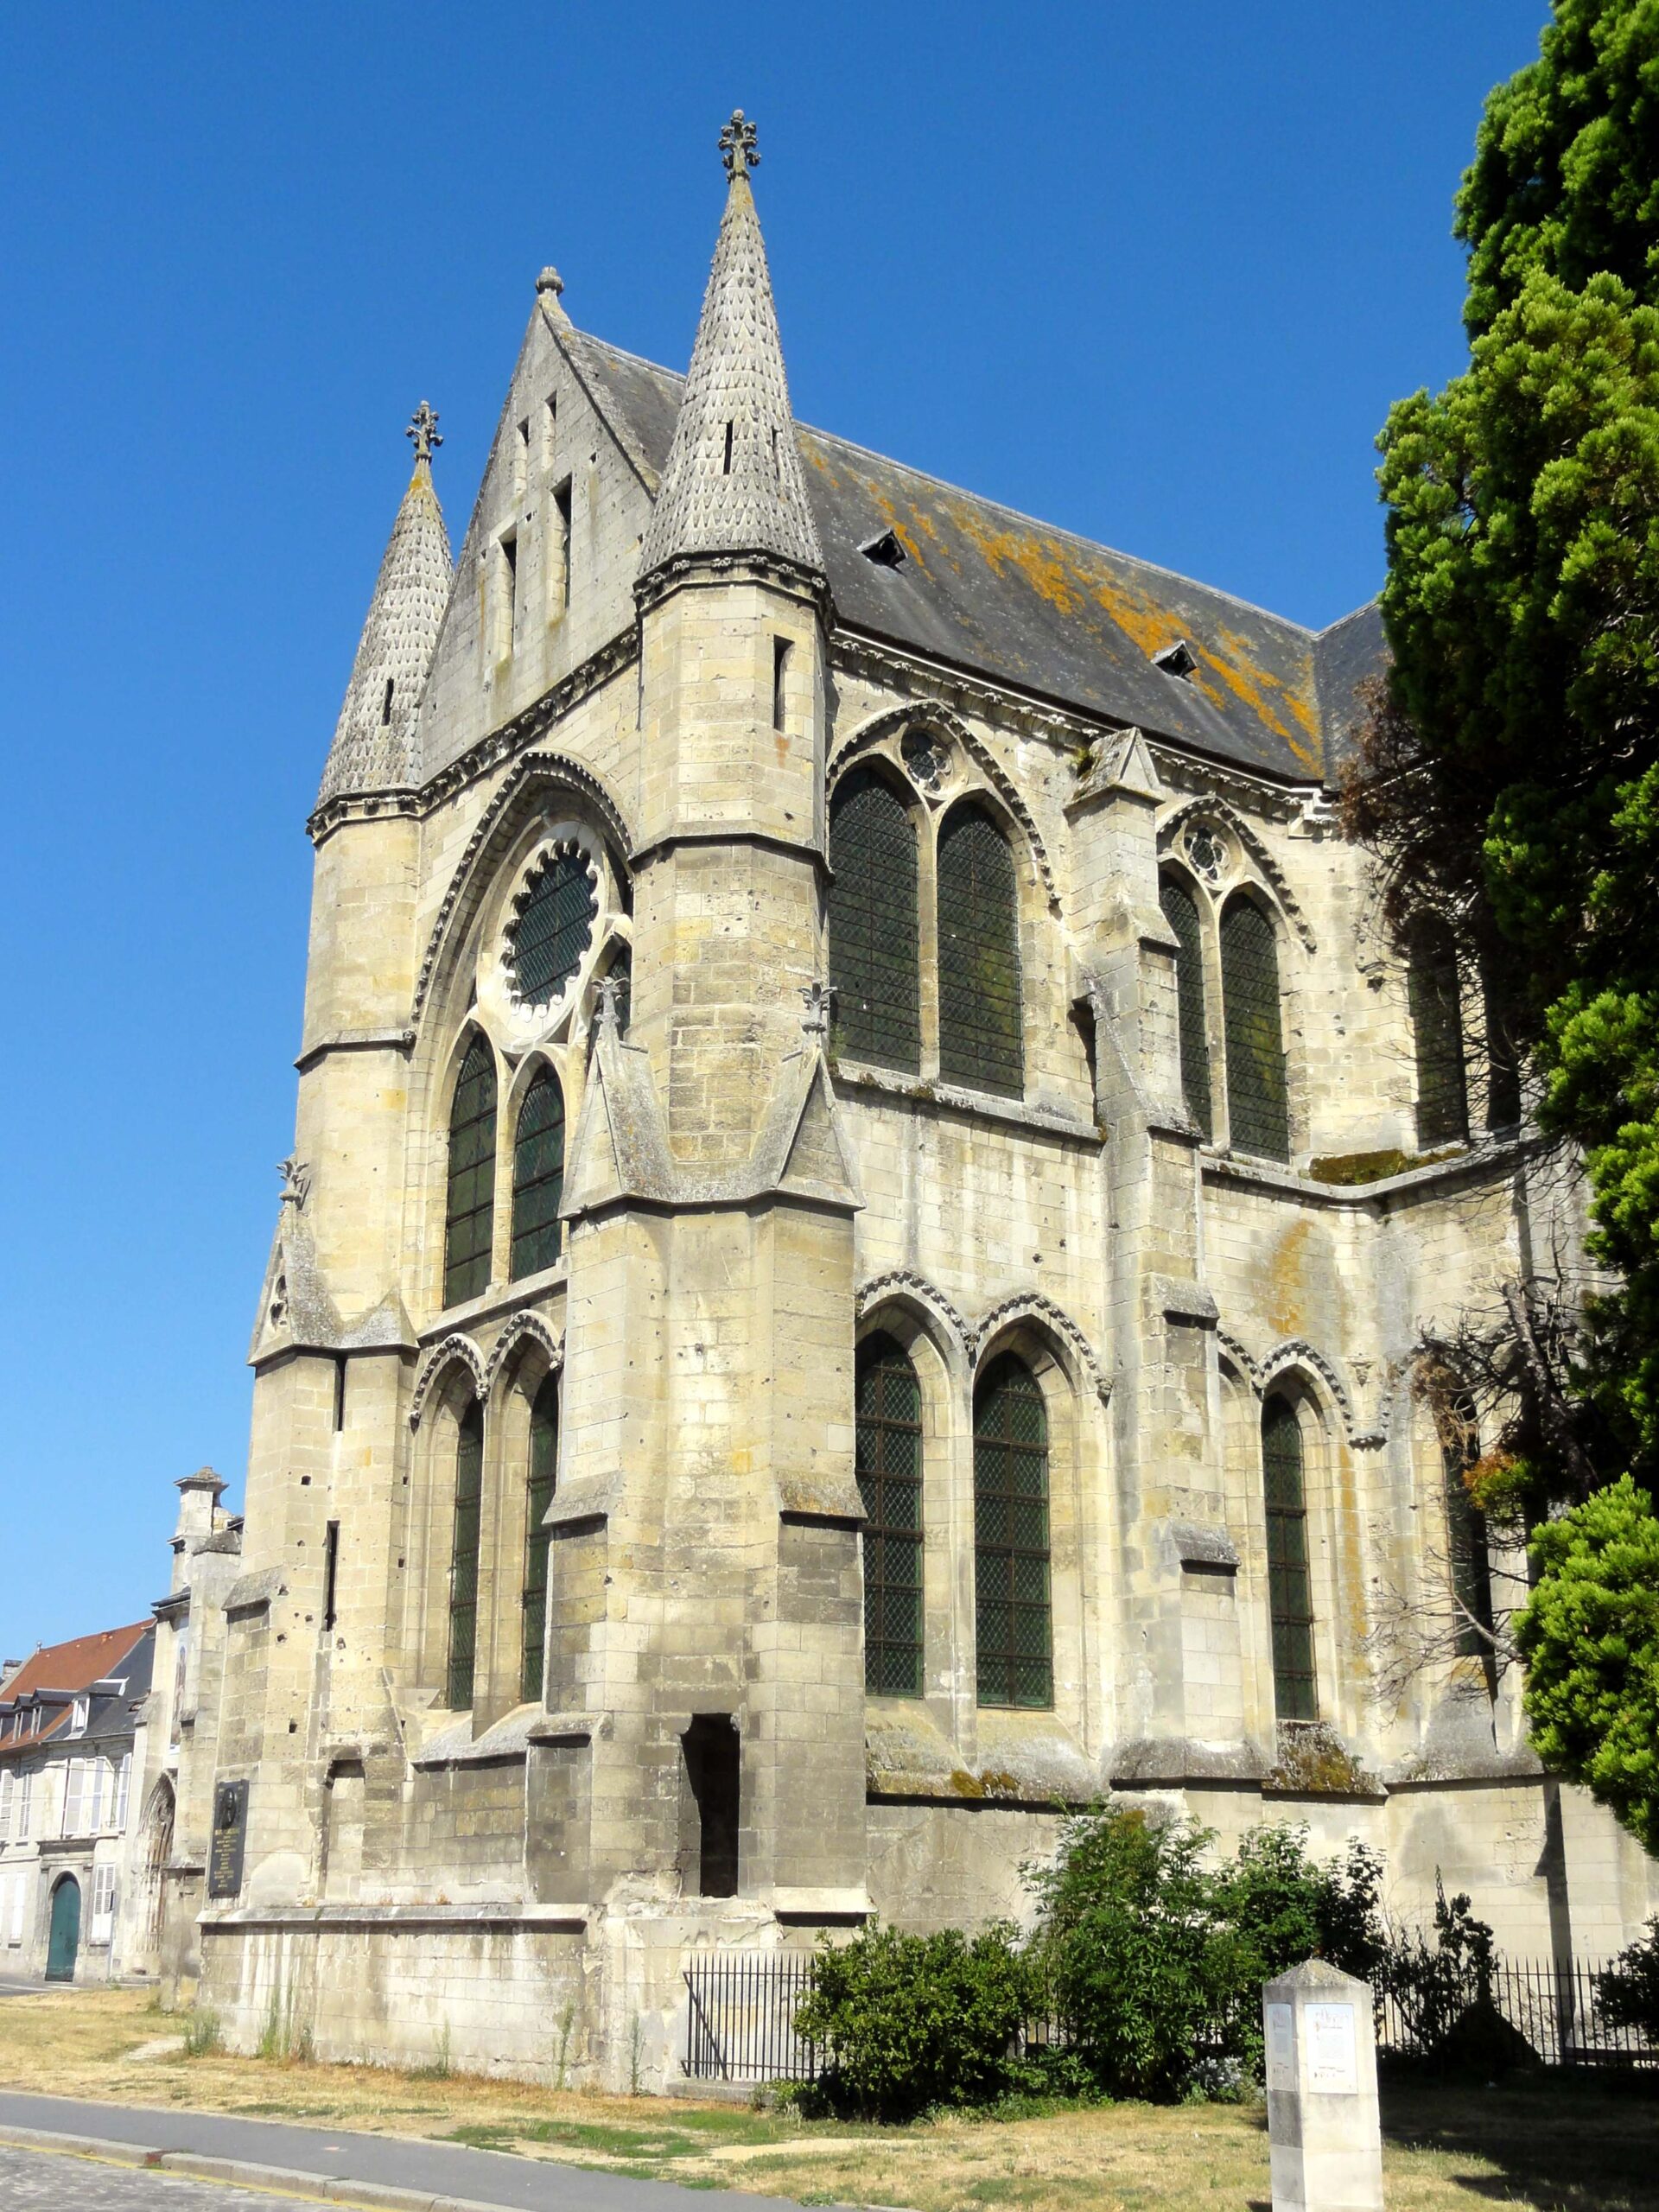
[1349,0,1659,1844]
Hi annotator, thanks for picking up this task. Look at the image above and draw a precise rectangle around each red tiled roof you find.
[0,1621,149,1702]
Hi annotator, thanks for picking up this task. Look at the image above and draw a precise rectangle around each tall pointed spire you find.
[315,406,454,810]
[637,112,824,582]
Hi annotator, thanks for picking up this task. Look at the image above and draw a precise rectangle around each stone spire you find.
[315,406,454,809]
[637,113,824,582]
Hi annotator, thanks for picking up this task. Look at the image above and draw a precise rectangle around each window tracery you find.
[855,1335,924,1698]
[443,1037,498,1308]
[828,767,922,1074]
[938,804,1023,1098]
[974,1351,1052,1708]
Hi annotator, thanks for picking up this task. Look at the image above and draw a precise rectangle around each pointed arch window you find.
[828,767,920,1073]
[1439,1393,1494,1666]
[1262,1396,1317,1721]
[1220,894,1289,1160]
[974,1352,1052,1708]
[510,849,596,1008]
[521,1373,558,1704]
[447,1402,484,1709]
[938,804,1023,1098]
[855,1336,924,1698]
[1160,874,1212,1140]
[1406,916,1469,1147]
[511,1068,565,1280]
[443,1036,498,1307]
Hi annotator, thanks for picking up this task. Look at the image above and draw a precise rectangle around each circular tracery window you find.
[1183,824,1227,883]
[508,845,598,1007]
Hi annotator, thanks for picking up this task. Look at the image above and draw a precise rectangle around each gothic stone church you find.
[156,118,1656,2084]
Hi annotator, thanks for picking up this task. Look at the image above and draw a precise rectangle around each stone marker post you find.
[1262,1957,1384,2212]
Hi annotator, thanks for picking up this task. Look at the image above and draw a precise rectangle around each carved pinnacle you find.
[719,110,760,179]
[406,400,442,464]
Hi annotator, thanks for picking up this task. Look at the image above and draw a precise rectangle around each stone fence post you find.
[1262,1957,1384,2211]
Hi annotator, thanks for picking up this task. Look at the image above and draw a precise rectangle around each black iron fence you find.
[683,1949,1656,2082]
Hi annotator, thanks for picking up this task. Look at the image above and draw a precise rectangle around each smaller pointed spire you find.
[638,112,824,582]
[316,410,454,810]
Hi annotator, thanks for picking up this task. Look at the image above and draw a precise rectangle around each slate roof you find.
[638,167,823,579]
[563,326,1383,788]
[319,455,454,808]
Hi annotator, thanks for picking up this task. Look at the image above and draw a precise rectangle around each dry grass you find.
[1,1986,1656,2212]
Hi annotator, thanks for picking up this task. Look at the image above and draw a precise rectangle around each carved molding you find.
[410,751,635,1031]
[1157,795,1317,953]
[855,1268,972,1352]
[482,1310,564,1397]
[832,630,1105,757]
[1216,1327,1383,1448]
[969,1292,1112,1405]
[1147,742,1306,823]
[408,1332,487,1429]
[829,702,1061,912]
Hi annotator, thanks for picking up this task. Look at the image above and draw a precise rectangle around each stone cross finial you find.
[594,973,625,1035]
[800,981,833,1039]
[406,401,442,463]
[719,110,760,179]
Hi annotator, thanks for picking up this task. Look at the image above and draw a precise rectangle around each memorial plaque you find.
[1305,2000,1358,2094]
[1265,2000,1296,2090]
[207,1779,249,1899]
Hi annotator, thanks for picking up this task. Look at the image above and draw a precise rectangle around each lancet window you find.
[1160,873,1213,1140]
[511,1068,565,1279]
[443,1036,498,1308]
[855,1336,924,1698]
[828,768,921,1074]
[973,1352,1052,1708]
[938,804,1023,1098]
[1262,1396,1317,1722]
[447,1402,484,1710]
[1406,916,1469,1148]
[521,1374,558,1705]
[1220,893,1289,1161]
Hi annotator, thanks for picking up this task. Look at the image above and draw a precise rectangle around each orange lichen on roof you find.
[1086,567,1184,658]
[1199,626,1322,769]
[948,501,1087,617]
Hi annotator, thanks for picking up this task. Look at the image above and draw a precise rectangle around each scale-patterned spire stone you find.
[315,404,454,809]
[638,113,824,582]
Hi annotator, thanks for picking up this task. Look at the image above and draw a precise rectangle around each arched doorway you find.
[46,1874,80,1982]
[139,1778,175,1970]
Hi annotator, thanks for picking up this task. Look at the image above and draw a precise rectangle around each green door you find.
[45,1875,79,1982]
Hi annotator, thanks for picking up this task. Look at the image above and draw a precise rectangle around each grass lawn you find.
[1,1985,1655,2212]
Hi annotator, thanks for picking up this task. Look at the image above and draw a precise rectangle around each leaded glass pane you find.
[1220,896,1289,1161]
[829,769,921,1074]
[1441,1396,1494,1662]
[1407,917,1469,1148]
[443,1037,497,1308]
[856,1336,924,1697]
[974,1352,1052,1708]
[511,850,597,1006]
[1262,1398,1317,1721]
[447,1402,484,1709]
[938,806,1023,1097]
[511,1069,565,1280]
[521,1374,558,1704]
[1160,874,1213,1140]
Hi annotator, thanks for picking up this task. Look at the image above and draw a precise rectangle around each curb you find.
[0,2122,512,2211]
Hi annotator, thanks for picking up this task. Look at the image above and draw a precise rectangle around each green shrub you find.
[1374,1877,1496,2050]
[793,1921,1035,2119]
[181,2008,223,2057]
[1597,1916,1659,2040]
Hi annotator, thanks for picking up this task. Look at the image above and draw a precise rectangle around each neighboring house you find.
[0,1620,153,1983]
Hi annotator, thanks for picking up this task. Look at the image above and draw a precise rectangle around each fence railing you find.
[683,1950,1656,2082]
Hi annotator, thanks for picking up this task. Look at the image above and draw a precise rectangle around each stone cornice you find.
[633,547,833,623]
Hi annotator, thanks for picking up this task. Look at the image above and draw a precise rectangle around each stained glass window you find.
[443,1036,497,1308]
[511,1068,564,1280]
[1262,1397,1317,1722]
[1407,917,1469,1148]
[521,1373,557,1704]
[510,849,596,1007]
[828,768,921,1073]
[1220,895,1289,1160]
[447,1402,484,1709]
[938,804,1023,1098]
[1160,874,1213,1140]
[856,1336,924,1697]
[974,1353,1052,1708]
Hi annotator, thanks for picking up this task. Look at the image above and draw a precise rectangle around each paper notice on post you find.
[1306,2001,1358,2094]
[1265,2001,1295,2089]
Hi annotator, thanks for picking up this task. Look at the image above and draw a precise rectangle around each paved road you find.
[0,2091,799,2212]
[0,2142,321,2209]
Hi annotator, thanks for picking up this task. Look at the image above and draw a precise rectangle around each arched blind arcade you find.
[1160,874,1213,1140]
[974,1352,1052,1709]
[1220,895,1289,1161]
[1262,1396,1317,1722]
[447,1402,484,1710]
[1407,917,1470,1148]
[938,805,1023,1098]
[443,1037,498,1308]
[521,1374,558,1704]
[511,1069,565,1280]
[828,768,921,1073]
[855,1336,924,1698]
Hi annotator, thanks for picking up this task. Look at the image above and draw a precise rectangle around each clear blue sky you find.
[0,3,1547,1652]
